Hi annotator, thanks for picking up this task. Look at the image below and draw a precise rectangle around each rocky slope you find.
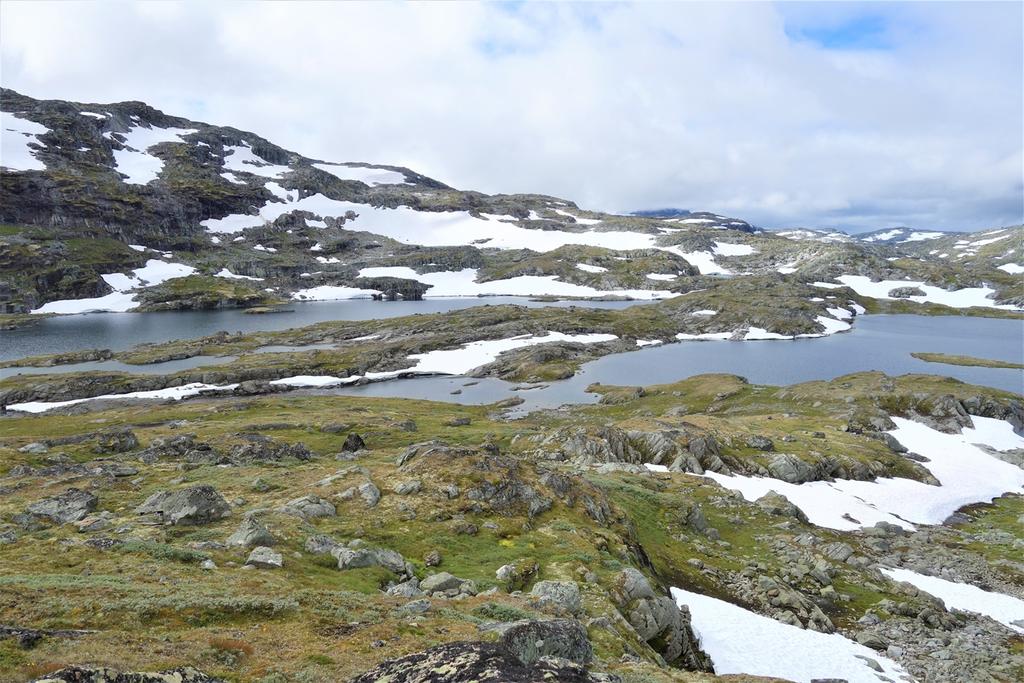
[0,373,1022,682]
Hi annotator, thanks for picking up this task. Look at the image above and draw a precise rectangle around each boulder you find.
[755,490,809,523]
[349,640,606,683]
[226,516,275,547]
[342,432,366,452]
[420,571,476,596]
[27,488,98,524]
[745,435,775,451]
[135,485,230,525]
[334,545,413,578]
[496,558,539,591]
[279,494,336,519]
[358,481,381,507]
[246,546,283,569]
[530,580,582,615]
[305,534,340,555]
[499,619,593,666]
[766,453,815,483]
[94,428,139,454]
[30,667,219,683]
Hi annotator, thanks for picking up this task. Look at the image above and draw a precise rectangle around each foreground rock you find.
[134,485,230,525]
[26,489,98,524]
[349,640,609,683]
[32,667,220,683]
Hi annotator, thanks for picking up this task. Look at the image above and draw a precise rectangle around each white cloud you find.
[1,2,1021,231]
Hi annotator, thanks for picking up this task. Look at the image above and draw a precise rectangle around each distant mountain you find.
[1,89,1020,316]
[631,208,692,218]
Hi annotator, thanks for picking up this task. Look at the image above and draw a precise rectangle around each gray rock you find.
[746,435,775,451]
[766,453,815,483]
[134,485,230,525]
[27,488,98,524]
[94,428,139,453]
[499,619,593,666]
[387,578,425,598]
[245,546,283,569]
[358,481,381,507]
[756,490,809,523]
[280,494,336,519]
[29,666,219,683]
[420,571,476,595]
[305,534,340,555]
[334,546,412,578]
[530,580,582,615]
[349,640,605,683]
[613,569,711,670]
[393,479,422,495]
[19,442,48,454]
[856,631,889,650]
[226,516,275,547]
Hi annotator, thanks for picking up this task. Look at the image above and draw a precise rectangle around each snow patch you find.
[32,259,196,314]
[312,162,409,186]
[1,112,50,171]
[215,268,263,281]
[576,263,608,273]
[8,383,239,414]
[671,587,908,683]
[705,416,1024,531]
[112,125,197,184]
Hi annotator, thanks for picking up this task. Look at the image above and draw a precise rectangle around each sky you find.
[1,1,1021,232]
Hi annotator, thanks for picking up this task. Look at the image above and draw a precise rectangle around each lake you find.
[325,315,1024,412]
[0,297,644,363]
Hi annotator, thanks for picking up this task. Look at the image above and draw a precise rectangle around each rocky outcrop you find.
[611,569,711,671]
[134,485,230,525]
[26,489,98,525]
[350,640,609,683]
[31,667,220,683]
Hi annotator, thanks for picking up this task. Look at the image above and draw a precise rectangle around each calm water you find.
[327,315,1024,412]
[0,297,643,362]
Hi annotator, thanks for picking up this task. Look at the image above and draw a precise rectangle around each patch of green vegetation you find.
[911,352,1023,369]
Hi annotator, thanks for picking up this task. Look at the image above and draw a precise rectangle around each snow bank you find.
[291,285,383,301]
[1,112,50,171]
[32,259,196,314]
[576,263,608,273]
[671,587,909,683]
[997,263,1023,274]
[901,232,945,243]
[662,247,728,275]
[215,268,263,281]
[705,416,1024,531]
[112,125,197,184]
[824,275,1016,310]
[312,162,409,186]
[712,242,755,256]
[348,266,671,300]
[8,383,239,414]
[881,568,1024,633]
[221,142,290,179]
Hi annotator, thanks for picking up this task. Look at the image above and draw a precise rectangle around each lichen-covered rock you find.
[349,640,607,683]
[498,619,593,666]
[279,494,336,519]
[93,428,139,453]
[419,571,476,596]
[32,667,221,683]
[496,558,539,591]
[226,516,275,547]
[134,485,230,525]
[530,580,582,615]
[333,545,413,578]
[246,546,283,569]
[27,488,98,524]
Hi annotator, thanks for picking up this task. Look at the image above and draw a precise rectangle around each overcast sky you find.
[2,1,1021,232]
